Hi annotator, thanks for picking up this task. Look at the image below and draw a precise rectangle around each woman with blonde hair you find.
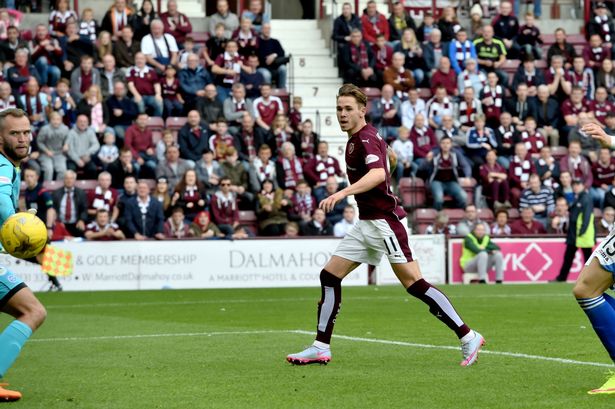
[76,84,109,135]
[96,30,113,67]
[394,28,425,86]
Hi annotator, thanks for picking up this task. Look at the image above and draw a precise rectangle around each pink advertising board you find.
[447,238,593,283]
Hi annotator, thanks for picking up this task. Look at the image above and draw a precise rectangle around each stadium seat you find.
[414,208,437,224]
[42,180,63,191]
[271,88,290,111]
[418,88,432,100]
[443,208,465,224]
[166,117,187,137]
[146,116,164,131]
[75,180,98,191]
[460,178,476,206]
[594,208,603,219]
[551,146,568,160]
[142,179,156,190]
[508,208,520,221]
[477,208,494,223]
[398,177,426,208]
[239,210,258,235]
[361,87,381,100]
[191,32,209,45]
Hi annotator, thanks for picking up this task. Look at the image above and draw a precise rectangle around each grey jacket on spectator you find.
[37,123,69,153]
[195,158,225,192]
[223,97,255,124]
[155,158,194,191]
[209,11,239,39]
[66,127,100,163]
[70,67,102,102]
[100,69,125,99]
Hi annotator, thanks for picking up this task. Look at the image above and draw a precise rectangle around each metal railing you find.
[315,109,322,136]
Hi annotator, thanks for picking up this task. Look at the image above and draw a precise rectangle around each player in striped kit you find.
[286,84,484,366]
[571,122,615,394]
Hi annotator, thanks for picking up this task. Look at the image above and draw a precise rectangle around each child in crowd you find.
[161,65,184,118]
[391,126,414,184]
[515,12,542,60]
[156,130,175,162]
[519,116,546,158]
[289,96,303,131]
[51,78,76,127]
[98,130,119,168]
[79,8,98,43]
[178,36,198,69]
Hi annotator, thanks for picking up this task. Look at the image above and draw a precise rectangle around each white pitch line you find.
[44,293,572,310]
[290,330,615,369]
[29,328,614,369]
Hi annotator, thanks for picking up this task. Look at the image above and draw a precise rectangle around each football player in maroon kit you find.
[286,84,485,366]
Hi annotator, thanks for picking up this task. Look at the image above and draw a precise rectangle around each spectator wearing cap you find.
[586,2,615,49]
[552,179,594,282]
[209,0,239,39]
[160,0,192,46]
[124,180,166,240]
[85,209,126,241]
[127,52,163,117]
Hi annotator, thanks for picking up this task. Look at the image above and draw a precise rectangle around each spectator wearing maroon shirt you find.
[480,150,510,210]
[253,83,284,132]
[163,206,192,239]
[125,112,157,175]
[232,17,259,58]
[372,34,393,74]
[209,118,239,161]
[171,169,208,220]
[161,65,184,118]
[340,29,377,87]
[584,34,611,71]
[560,140,593,191]
[127,52,163,117]
[409,113,437,171]
[589,86,615,125]
[427,136,468,210]
[544,55,572,103]
[518,117,546,158]
[512,57,545,98]
[87,171,119,218]
[304,141,343,190]
[567,57,595,100]
[561,86,589,139]
[211,176,240,236]
[591,147,615,209]
[160,0,192,45]
[510,206,546,234]
[6,49,41,93]
[85,209,126,241]
[509,142,536,207]
[361,0,389,44]
[30,24,62,87]
[70,55,101,103]
[212,40,245,102]
[430,56,457,97]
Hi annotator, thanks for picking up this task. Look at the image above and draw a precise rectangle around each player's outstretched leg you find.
[573,258,615,394]
[286,269,341,365]
[406,278,484,366]
[0,283,47,401]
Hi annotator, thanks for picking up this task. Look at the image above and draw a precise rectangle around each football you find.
[0,212,47,259]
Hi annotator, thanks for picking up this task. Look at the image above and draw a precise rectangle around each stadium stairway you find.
[271,19,346,165]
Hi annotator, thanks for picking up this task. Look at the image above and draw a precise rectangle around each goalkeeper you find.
[0,108,47,402]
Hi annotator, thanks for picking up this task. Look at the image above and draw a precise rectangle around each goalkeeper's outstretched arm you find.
[583,123,615,148]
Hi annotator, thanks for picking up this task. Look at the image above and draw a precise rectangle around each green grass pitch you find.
[1,283,613,408]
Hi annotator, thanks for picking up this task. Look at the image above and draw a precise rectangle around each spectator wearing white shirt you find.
[140,19,178,73]
[333,205,357,238]
[391,126,413,184]
[400,88,426,129]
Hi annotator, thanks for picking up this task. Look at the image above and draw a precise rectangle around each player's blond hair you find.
[337,84,367,107]
[0,108,26,133]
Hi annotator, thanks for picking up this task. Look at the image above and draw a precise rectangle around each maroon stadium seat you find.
[508,208,520,221]
[399,177,426,208]
[477,208,494,223]
[42,180,63,191]
[146,116,164,131]
[551,146,568,160]
[443,208,465,224]
[75,180,98,191]
[594,208,603,219]
[191,32,209,45]
[166,117,187,137]
[239,210,258,235]
[414,208,437,224]
[361,87,381,100]
[418,88,432,100]
[460,178,476,205]
[271,88,290,111]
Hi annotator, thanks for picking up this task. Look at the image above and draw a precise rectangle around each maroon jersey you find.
[561,98,588,117]
[592,159,615,187]
[127,66,159,96]
[161,78,180,101]
[519,130,546,154]
[345,124,405,220]
[254,96,283,126]
[590,100,615,124]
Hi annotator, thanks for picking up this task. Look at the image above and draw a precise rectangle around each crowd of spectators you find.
[10,0,363,241]
[333,0,615,239]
